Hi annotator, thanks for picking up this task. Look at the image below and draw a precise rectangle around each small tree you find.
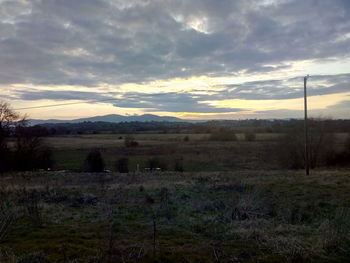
[84,149,105,172]
[0,102,55,172]
[0,102,21,172]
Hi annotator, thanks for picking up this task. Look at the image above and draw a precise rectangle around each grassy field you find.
[46,133,280,171]
[1,170,350,262]
[44,133,288,149]
[46,133,349,172]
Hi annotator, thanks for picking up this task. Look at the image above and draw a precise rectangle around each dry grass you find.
[0,170,349,262]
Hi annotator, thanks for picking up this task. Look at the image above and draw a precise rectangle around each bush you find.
[174,158,184,172]
[12,127,54,171]
[0,144,11,173]
[115,157,129,173]
[124,135,139,147]
[84,149,105,172]
[37,147,54,170]
[0,103,54,172]
[277,119,336,169]
[244,131,256,141]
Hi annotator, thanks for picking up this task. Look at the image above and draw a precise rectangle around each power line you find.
[14,98,119,111]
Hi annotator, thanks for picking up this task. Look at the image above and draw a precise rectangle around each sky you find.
[1,0,350,120]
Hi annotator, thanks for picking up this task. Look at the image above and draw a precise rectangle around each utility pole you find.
[304,75,310,175]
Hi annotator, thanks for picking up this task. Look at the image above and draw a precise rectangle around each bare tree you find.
[0,102,53,172]
[0,102,23,172]
[0,102,20,126]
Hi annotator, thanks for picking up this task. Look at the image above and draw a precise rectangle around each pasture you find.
[1,170,350,262]
[46,133,348,172]
[46,133,282,171]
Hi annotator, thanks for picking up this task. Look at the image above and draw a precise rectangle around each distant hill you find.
[28,114,184,126]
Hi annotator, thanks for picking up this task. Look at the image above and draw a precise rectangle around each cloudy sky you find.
[1,0,350,120]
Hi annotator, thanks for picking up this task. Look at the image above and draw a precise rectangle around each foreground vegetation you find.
[1,170,350,262]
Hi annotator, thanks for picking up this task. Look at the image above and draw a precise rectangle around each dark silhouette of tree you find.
[115,157,129,173]
[0,102,22,172]
[84,149,105,172]
[0,102,54,172]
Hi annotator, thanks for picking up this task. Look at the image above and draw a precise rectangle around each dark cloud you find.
[256,97,350,119]
[113,92,240,113]
[0,0,349,86]
[2,0,350,118]
[216,73,350,100]
[252,98,350,119]
[12,89,239,113]
[11,72,350,114]
[14,90,114,101]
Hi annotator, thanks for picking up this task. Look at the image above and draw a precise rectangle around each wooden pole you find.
[304,75,309,175]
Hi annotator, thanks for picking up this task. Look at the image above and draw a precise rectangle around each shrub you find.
[327,133,350,166]
[0,144,11,173]
[115,157,129,173]
[37,148,54,170]
[244,131,256,141]
[183,135,190,142]
[84,149,105,172]
[174,158,184,172]
[12,126,54,171]
[0,103,54,172]
[124,135,139,147]
[277,119,336,169]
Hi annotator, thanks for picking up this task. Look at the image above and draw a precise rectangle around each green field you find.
[1,170,350,262]
[46,133,348,172]
[47,133,277,171]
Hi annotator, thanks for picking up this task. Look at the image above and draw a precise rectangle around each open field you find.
[48,134,279,171]
[45,133,349,172]
[1,170,350,262]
